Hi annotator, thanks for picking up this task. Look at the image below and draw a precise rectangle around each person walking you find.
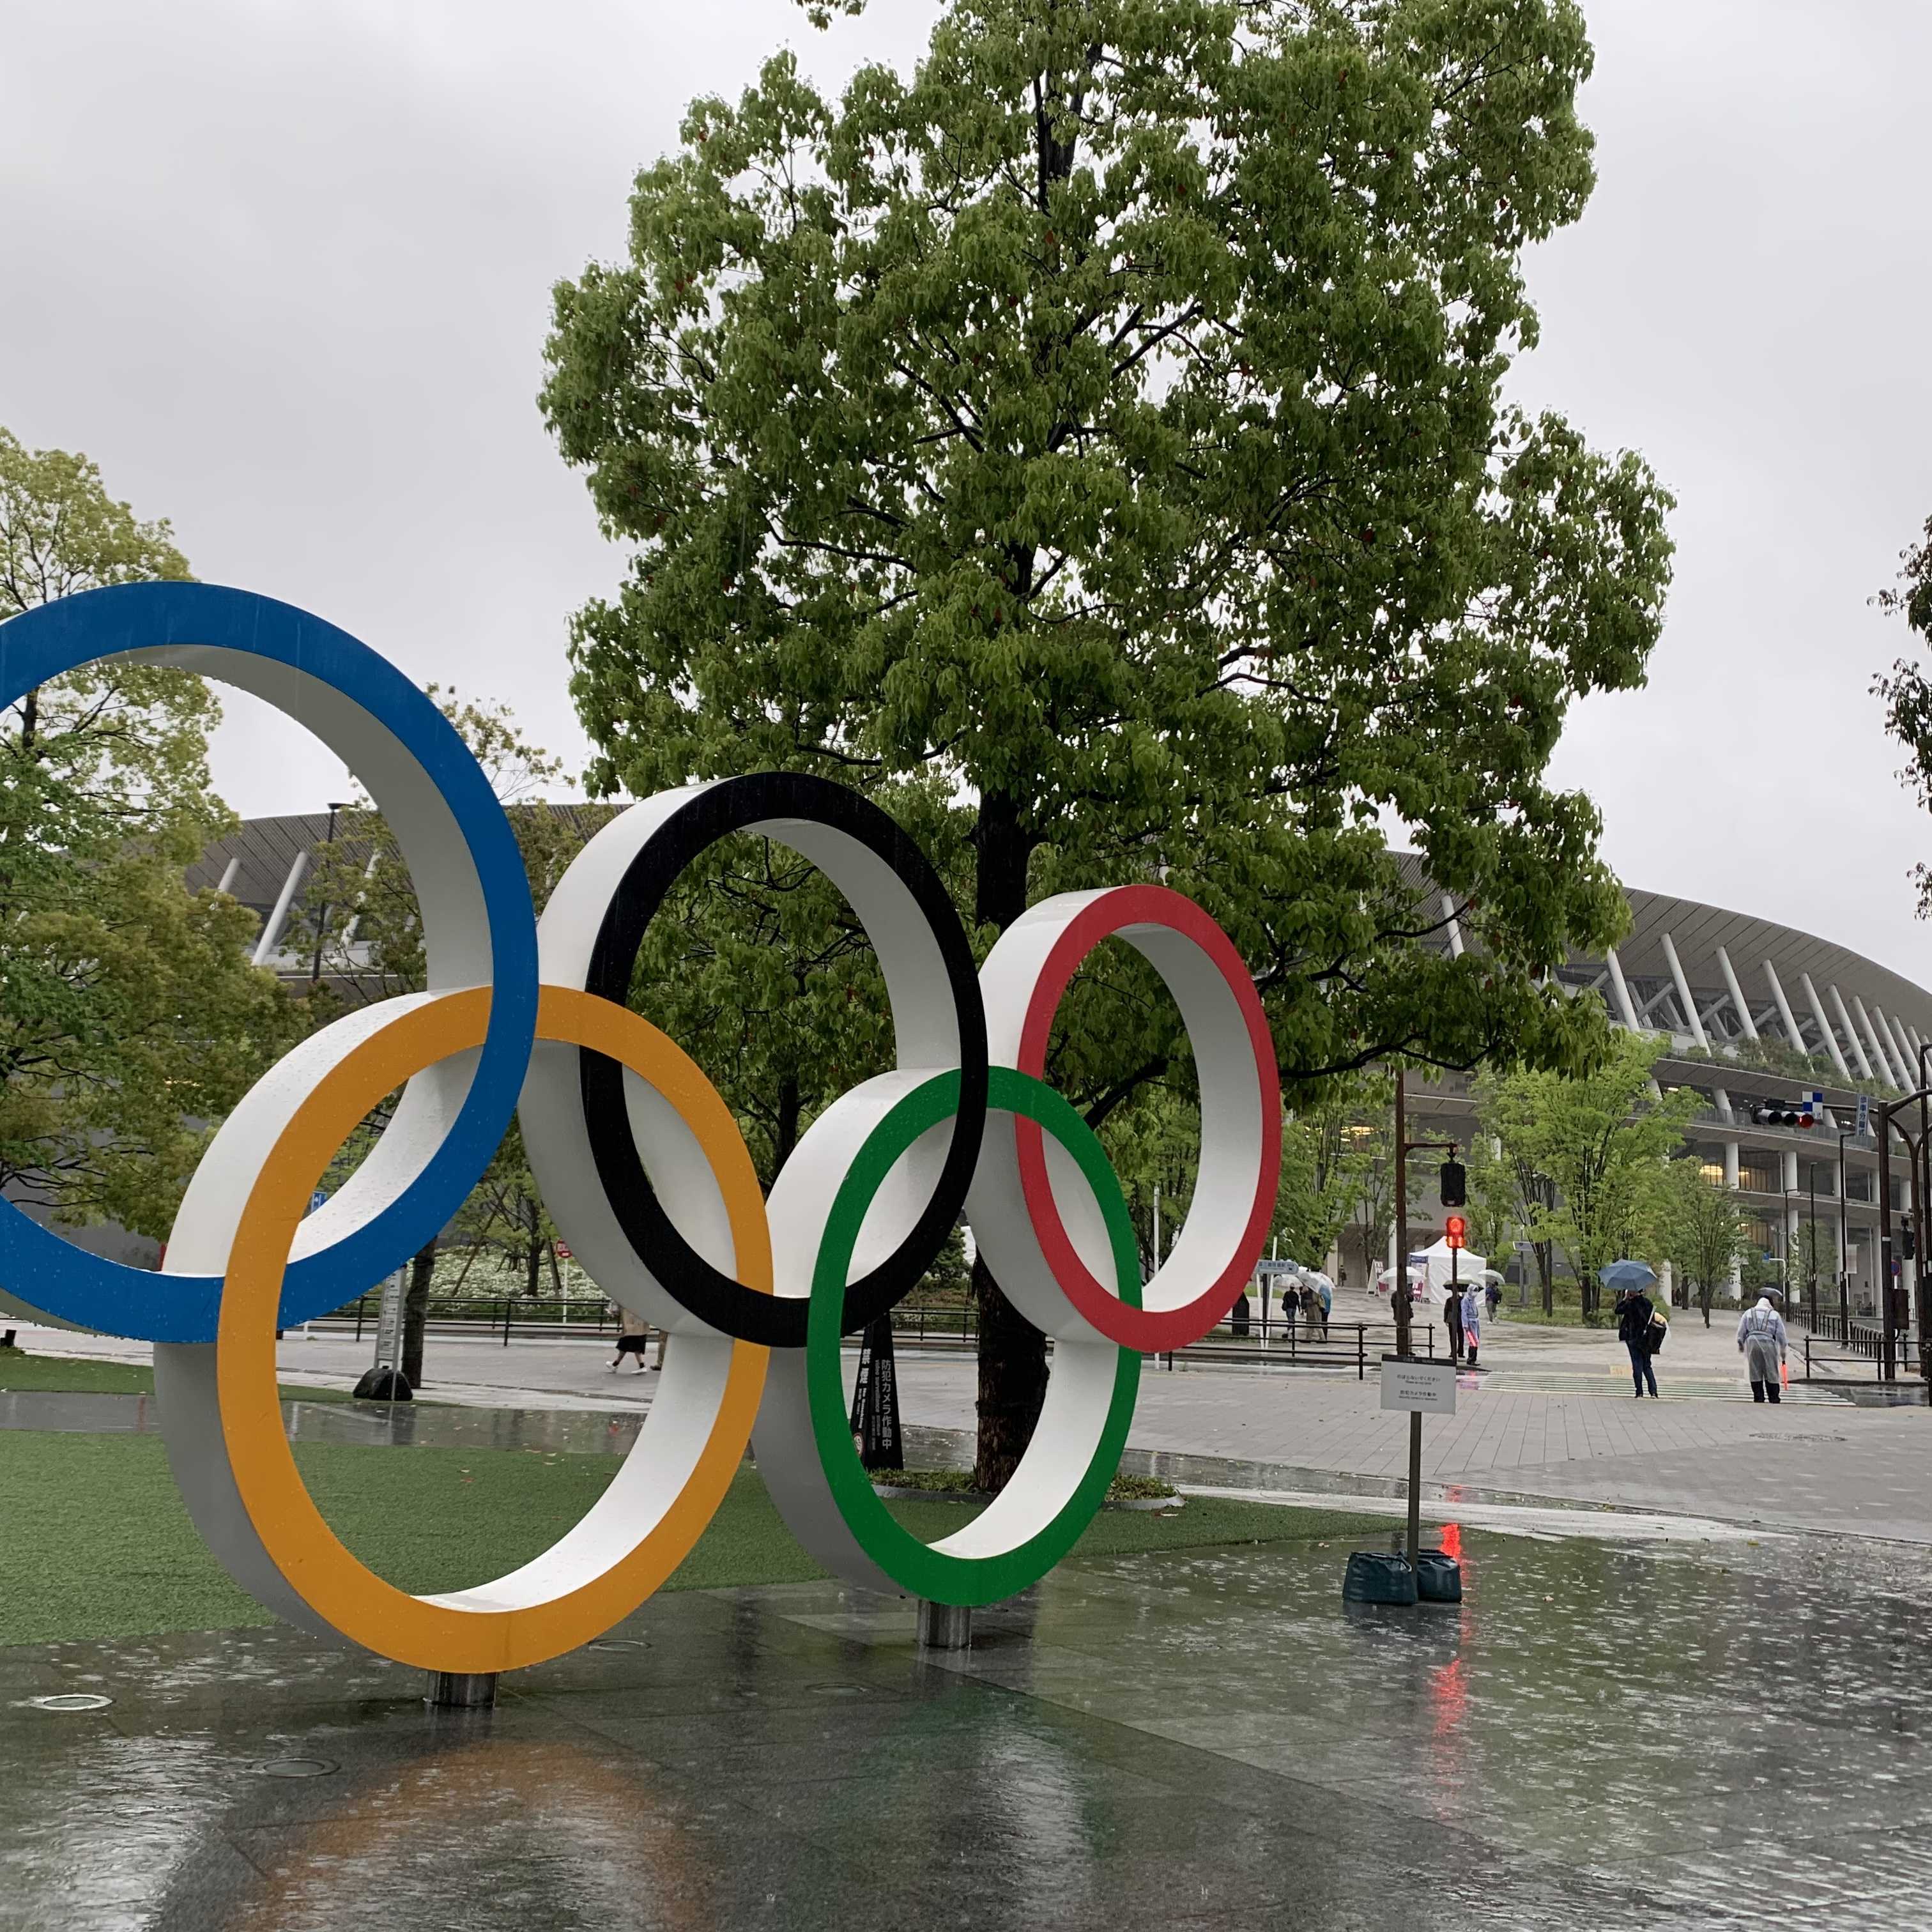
[610,1306,653,1373]
[1459,1278,1482,1369]
[1736,1295,1788,1403]
[1443,1274,1466,1363]
[1616,1284,1659,1398]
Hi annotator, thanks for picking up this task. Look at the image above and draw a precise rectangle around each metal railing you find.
[1181,1319,1440,1379]
[322,1294,987,1348]
[314,1296,1432,1376]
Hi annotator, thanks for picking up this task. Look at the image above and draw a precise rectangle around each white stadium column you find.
[1839,997,1885,1089]
[249,849,309,967]
[1876,1006,1915,1087]
[1716,946,1758,1041]
[1604,947,1643,1031]
[1441,893,1465,958]
[1807,975,1859,1080]
[1724,1140,1742,1302]
[215,855,240,896]
[1763,960,1809,1059]
[1660,931,1708,1050]
[1783,1147,1800,1272]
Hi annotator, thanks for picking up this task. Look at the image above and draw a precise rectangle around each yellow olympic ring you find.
[215,986,769,1673]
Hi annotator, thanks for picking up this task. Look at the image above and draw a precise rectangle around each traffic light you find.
[1439,1158,1466,1208]
[1444,1214,1468,1250]
[1904,1221,1918,1262]
[1750,1096,1818,1128]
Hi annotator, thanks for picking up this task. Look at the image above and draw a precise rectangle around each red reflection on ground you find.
[1439,1521,1462,1562]
[1430,1655,1468,1739]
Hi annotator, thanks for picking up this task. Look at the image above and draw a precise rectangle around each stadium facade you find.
[195,814,1932,1315]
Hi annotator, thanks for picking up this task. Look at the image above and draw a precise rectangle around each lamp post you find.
[1805,1160,1818,1333]
[309,801,352,986]
[1838,1124,1853,1336]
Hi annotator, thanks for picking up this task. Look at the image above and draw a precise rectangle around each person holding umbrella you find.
[1604,1260,1660,1398]
[1482,1268,1504,1322]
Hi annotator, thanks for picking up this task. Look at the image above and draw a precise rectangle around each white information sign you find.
[1379,1357,1457,1416]
[371,1268,407,1376]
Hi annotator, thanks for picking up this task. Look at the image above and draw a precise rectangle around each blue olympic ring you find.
[0,582,539,1342]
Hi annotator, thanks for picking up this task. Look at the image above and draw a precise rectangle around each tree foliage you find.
[1462,1131,1521,1269]
[542,0,1674,1478]
[1657,1154,1747,1327]
[1477,1032,1697,1318]
[0,429,302,1239]
[1875,514,1932,918]
[1273,1070,1387,1268]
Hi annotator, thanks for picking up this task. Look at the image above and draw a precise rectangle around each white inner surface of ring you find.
[972,896,1264,1338]
[753,1079,1124,1596]
[148,645,495,1277]
[521,787,964,1334]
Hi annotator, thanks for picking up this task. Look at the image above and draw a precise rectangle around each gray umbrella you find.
[1598,1259,1657,1293]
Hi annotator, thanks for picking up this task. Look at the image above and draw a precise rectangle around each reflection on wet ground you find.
[0,1395,1853,1532]
[0,1390,656,1455]
[6,1519,1932,1928]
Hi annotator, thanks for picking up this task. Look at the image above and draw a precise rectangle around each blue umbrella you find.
[1598,1259,1657,1294]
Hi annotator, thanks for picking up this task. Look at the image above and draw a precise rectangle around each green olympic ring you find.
[804,1066,1142,1605]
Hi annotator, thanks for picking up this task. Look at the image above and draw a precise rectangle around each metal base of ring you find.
[426,1671,498,1710]
[916,1599,972,1652]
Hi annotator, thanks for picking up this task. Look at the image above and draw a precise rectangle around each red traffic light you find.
[1445,1215,1468,1250]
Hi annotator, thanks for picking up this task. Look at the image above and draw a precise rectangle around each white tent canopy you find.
[1412,1239,1487,1306]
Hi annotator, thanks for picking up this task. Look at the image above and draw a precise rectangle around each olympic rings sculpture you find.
[0,583,1281,1673]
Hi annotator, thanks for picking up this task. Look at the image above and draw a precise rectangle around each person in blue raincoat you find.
[1736,1296,1787,1404]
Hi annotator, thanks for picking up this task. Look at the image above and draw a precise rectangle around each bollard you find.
[916,1600,972,1652]
[426,1671,498,1710]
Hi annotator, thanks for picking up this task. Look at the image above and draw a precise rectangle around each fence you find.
[315,1296,1432,1376]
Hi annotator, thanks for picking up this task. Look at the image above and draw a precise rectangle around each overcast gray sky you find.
[6,2,1930,983]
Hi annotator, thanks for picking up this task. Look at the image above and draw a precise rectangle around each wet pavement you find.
[5,1519,1931,1929]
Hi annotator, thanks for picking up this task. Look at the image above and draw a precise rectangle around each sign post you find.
[1381,1357,1456,1564]
[848,1315,903,1471]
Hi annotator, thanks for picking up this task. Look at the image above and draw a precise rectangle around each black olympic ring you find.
[578,772,990,1348]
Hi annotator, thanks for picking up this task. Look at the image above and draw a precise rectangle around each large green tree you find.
[542,0,1673,1482]
[0,430,301,1241]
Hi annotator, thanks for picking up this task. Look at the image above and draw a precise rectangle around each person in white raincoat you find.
[1735,1296,1787,1404]
[1459,1280,1482,1368]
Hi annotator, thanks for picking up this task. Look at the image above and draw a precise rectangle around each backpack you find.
[1644,1312,1667,1356]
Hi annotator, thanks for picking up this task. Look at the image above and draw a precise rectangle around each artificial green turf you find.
[0,1430,1388,1648]
[0,1353,351,1404]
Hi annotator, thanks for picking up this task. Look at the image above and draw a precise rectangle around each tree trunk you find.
[774,1074,801,1178]
[970,789,1045,1494]
[972,1252,1049,1492]
[1535,1238,1554,1317]
[401,1235,438,1388]
[525,1196,542,1298]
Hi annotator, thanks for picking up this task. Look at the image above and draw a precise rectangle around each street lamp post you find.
[1806,1160,1818,1333]
[309,801,352,986]
[1837,1125,1853,1337]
